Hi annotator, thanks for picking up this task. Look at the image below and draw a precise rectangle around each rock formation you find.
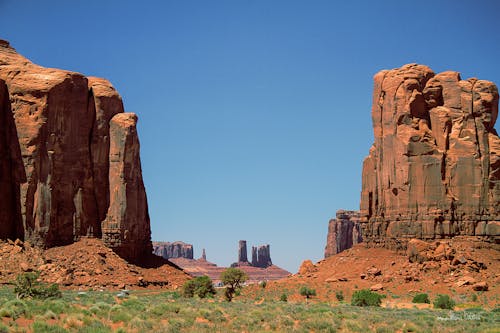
[324,210,362,258]
[238,240,248,263]
[360,64,500,248]
[0,40,152,262]
[200,248,207,261]
[251,244,272,268]
[152,242,194,260]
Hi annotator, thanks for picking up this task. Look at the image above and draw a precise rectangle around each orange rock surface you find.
[360,64,500,246]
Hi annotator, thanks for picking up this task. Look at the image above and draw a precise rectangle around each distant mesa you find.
[154,240,290,283]
[324,210,362,258]
[152,241,193,260]
[359,64,500,248]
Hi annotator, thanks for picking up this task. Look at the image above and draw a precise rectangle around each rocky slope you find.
[0,238,189,290]
[0,40,151,263]
[360,64,500,248]
[265,238,499,306]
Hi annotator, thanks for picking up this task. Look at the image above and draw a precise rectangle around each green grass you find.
[0,287,497,332]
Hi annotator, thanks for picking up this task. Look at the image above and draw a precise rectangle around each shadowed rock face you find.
[360,64,500,247]
[238,240,248,263]
[324,210,362,258]
[0,40,152,263]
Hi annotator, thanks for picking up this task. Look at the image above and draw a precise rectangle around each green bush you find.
[13,271,61,299]
[351,289,383,307]
[280,293,288,302]
[335,290,344,302]
[220,268,247,302]
[433,294,455,309]
[412,293,430,304]
[182,276,216,298]
[299,286,316,303]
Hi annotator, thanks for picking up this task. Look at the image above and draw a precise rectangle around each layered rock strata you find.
[360,64,500,247]
[324,210,362,258]
[0,40,152,262]
[152,242,194,260]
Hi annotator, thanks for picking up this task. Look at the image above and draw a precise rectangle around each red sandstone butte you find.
[0,39,151,263]
[360,64,500,248]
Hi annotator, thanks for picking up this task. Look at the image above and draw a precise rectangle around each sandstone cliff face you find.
[152,242,194,260]
[0,40,151,262]
[324,210,362,258]
[360,64,500,247]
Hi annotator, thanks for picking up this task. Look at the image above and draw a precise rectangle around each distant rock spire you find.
[201,248,206,260]
[238,240,248,263]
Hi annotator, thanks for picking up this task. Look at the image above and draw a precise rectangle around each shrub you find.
[220,268,247,302]
[351,289,383,307]
[14,271,61,299]
[412,293,430,304]
[182,276,216,298]
[299,286,316,303]
[280,293,288,302]
[335,290,344,302]
[259,280,267,289]
[433,294,455,309]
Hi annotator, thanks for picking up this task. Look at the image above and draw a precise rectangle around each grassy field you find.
[0,288,498,333]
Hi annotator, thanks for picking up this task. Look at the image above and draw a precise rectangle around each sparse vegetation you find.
[433,294,455,309]
[0,287,496,332]
[13,271,61,300]
[299,286,316,303]
[220,268,247,302]
[351,289,384,307]
[335,290,344,302]
[182,275,216,298]
[279,293,288,302]
[412,293,430,304]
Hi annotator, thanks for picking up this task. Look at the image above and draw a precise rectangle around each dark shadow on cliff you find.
[0,81,26,241]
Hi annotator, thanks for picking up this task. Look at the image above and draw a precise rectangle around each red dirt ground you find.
[245,237,500,307]
[0,238,190,290]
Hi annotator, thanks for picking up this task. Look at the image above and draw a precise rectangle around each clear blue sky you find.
[1,1,499,272]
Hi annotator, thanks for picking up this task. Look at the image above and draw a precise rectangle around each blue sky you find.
[1,1,499,272]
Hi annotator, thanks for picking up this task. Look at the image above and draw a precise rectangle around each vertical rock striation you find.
[238,240,248,263]
[102,113,152,262]
[324,210,362,258]
[0,40,152,263]
[360,64,500,248]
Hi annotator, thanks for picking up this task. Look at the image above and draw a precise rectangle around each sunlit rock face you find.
[0,40,152,263]
[324,210,362,258]
[360,64,500,248]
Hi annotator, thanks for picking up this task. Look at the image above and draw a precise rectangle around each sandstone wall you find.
[360,64,500,247]
[324,210,362,258]
[0,40,152,262]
